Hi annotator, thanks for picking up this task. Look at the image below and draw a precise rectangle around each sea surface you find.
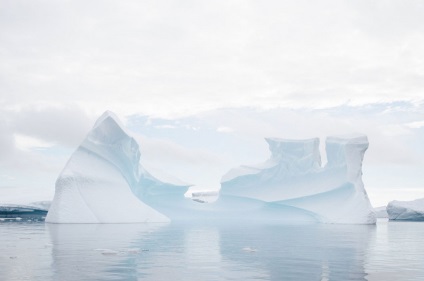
[1,218,424,281]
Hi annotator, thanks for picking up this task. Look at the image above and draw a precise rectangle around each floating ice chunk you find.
[242,247,257,252]
[387,198,424,221]
[126,248,141,254]
[100,249,119,256]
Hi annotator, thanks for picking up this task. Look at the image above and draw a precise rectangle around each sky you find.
[1,0,424,207]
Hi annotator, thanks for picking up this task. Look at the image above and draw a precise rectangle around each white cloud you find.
[9,104,93,146]
[14,134,55,151]
[406,120,424,129]
[154,124,178,129]
[216,126,233,133]
[1,1,424,117]
[135,134,229,187]
[0,103,92,173]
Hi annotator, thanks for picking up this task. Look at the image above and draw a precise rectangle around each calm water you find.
[1,219,424,281]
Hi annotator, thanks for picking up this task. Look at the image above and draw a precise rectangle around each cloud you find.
[135,134,228,187]
[216,126,233,133]
[14,134,55,151]
[9,104,93,146]
[137,135,225,167]
[406,120,424,129]
[0,120,15,161]
[0,103,93,174]
[1,1,424,117]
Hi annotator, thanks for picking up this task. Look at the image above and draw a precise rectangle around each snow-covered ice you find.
[387,198,424,221]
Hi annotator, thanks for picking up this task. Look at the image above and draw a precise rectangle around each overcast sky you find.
[1,0,424,207]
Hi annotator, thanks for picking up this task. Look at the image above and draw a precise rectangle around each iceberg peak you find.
[46,110,188,223]
[265,137,321,170]
[93,110,123,128]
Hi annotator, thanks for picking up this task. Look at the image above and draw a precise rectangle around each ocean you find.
[1,218,423,281]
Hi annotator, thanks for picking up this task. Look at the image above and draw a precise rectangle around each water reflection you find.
[4,220,424,280]
[366,220,424,280]
[46,222,376,281]
[47,223,167,281]
[219,223,375,280]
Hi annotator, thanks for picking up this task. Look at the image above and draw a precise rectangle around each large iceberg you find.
[46,111,188,223]
[387,198,424,221]
[220,136,376,224]
[46,111,375,224]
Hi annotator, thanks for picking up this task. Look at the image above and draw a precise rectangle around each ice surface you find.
[387,198,424,221]
[221,135,376,224]
[46,111,188,223]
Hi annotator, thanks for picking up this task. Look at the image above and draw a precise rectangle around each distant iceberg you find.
[374,206,388,218]
[387,198,424,221]
[0,202,50,219]
[46,111,376,224]
[221,136,376,224]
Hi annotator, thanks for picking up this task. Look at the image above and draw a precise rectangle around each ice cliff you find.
[221,136,376,224]
[387,198,424,221]
[46,111,188,223]
[0,202,49,219]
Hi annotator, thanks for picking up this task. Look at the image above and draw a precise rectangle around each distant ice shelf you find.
[0,202,50,219]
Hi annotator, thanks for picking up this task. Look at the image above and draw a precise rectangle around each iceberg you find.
[387,198,424,221]
[0,203,49,219]
[374,206,388,218]
[46,111,188,223]
[220,136,376,224]
[46,111,375,224]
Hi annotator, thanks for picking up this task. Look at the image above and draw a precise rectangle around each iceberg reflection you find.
[48,222,374,281]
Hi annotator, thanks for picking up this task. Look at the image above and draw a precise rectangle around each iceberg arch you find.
[46,111,375,224]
